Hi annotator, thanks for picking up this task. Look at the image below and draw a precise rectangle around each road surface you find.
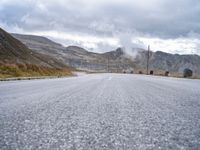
[0,74,200,150]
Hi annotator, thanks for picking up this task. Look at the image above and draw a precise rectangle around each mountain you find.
[11,33,65,56]
[12,34,137,72]
[134,51,200,75]
[12,33,200,76]
[0,28,72,78]
[0,29,39,65]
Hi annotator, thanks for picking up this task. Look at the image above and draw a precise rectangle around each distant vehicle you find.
[130,70,134,74]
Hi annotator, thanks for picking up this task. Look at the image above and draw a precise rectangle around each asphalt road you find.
[0,74,200,150]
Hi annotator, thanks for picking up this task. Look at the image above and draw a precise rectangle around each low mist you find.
[117,32,146,60]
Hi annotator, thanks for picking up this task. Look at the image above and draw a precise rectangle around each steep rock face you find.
[0,28,69,69]
[64,47,132,72]
[103,48,124,60]
[0,28,45,65]
[12,33,66,56]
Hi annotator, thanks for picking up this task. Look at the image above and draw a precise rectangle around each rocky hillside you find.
[0,28,72,78]
[1,29,70,68]
[13,33,200,75]
[134,51,200,75]
[12,34,137,72]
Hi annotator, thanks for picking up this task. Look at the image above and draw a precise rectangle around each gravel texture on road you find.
[0,74,200,150]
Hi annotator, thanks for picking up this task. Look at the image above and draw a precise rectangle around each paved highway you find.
[0,74,200,150]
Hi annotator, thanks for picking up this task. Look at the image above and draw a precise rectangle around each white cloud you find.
[140,37,200,54]
[25,30,119,51]
[1,0,200,54]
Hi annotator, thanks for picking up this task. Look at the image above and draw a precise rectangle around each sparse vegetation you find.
[0,63,72,78]
[165,71,169,76]
[150,70,154,75]
[183,68,193,78]
[138,71,143,74]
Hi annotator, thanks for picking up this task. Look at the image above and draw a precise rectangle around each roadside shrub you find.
[183,68,193,78]
[139,71,143,74]
[165,71,169,76]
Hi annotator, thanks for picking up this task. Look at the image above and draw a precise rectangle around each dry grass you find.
[0,63,72,78]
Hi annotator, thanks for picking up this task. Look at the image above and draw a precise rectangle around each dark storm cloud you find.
[0,0,200,54]
[1,0,200,38]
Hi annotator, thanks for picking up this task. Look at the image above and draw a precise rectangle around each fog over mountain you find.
[1,0,200,54]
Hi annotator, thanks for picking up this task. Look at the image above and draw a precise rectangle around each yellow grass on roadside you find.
[0,63,73,78]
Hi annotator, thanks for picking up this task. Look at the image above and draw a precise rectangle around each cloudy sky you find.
[1,0,200,54]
